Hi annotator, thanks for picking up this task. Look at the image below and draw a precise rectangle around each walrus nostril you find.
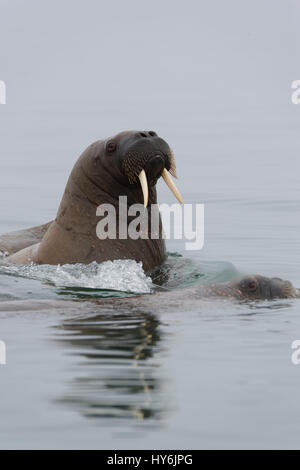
[149,131,156,136]
[139,132,147,138]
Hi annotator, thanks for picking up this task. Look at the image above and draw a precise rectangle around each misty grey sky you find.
[0,0,299,106]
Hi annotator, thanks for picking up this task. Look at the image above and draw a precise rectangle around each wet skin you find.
[0,131,181,271]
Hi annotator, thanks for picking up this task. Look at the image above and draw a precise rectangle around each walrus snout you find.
[144,155,165,184]
[120,130,182,207]
[271,278,299,299]
[121,131,176,182]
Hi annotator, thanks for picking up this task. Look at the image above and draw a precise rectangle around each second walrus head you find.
[211,274,299,300]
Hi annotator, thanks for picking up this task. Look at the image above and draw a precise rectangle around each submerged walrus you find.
[0,131,182,271]
[0,274,297,313]
[100,274,299,306]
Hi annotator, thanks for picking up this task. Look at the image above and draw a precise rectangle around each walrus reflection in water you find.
[54,310,162,420]
[0,131,182,271]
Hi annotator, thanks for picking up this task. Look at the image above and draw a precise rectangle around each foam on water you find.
[1,259,153,293]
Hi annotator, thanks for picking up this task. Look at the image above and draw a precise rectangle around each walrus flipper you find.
[0,222,52,256]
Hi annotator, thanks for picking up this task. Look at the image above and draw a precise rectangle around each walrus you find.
[94,274,299,305]
[0,131,182,271]
[0,274,297,313]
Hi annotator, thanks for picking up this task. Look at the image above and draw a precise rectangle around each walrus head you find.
[104,130,182,206]
[77,130,182,208]
[231,275,299,300]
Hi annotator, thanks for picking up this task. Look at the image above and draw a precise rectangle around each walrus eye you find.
[106,141,117,153]
[248,281,257,290]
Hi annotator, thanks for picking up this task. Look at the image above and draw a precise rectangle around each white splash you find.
[2,260,153,293]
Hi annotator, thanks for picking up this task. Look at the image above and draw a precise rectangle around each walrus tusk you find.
[138,169,149,207]
[162,169,183,204]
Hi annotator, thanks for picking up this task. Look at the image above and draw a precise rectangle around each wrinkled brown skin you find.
[0,275,297,314]
[1,131,173,272]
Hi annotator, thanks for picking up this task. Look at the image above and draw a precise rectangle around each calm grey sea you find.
[0,0,300,449]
